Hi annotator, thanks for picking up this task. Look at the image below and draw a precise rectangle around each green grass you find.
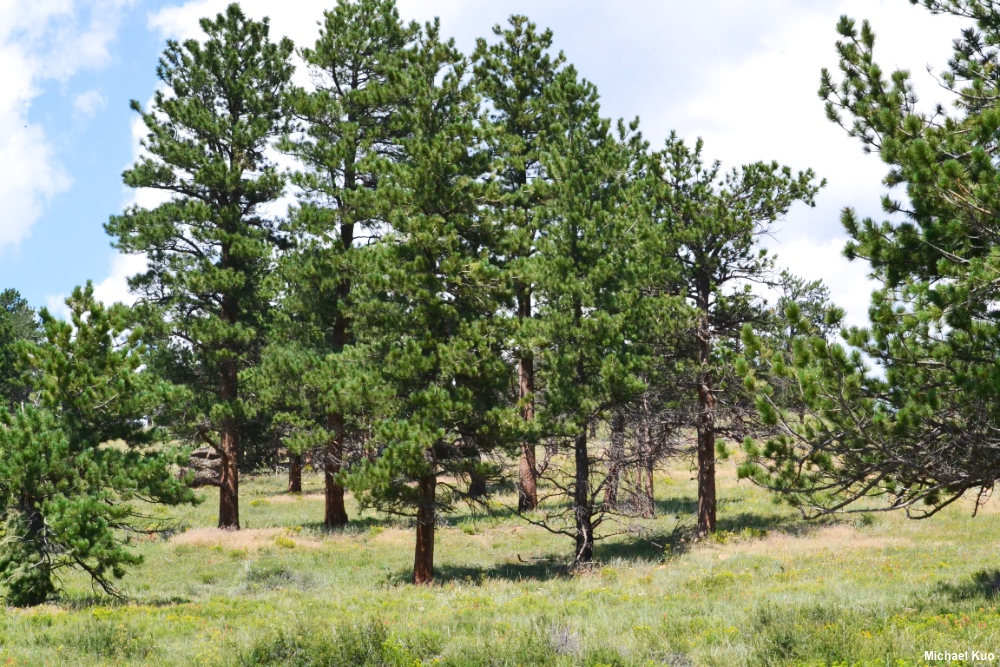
[4,461,1000,666]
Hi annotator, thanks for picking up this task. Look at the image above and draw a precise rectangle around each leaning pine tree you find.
[107,4,294,529]
[0,285,195,606]
[347,22,516,584]
[742,2,1000,517]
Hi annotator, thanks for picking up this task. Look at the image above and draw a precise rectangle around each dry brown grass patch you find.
[170,527,322,551]
[714,524,910,559]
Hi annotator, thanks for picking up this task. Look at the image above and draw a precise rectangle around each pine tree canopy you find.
[0,285,195,606]
[343,21,518,582]
[742,0,1000,517]
[106,3,295,528]
[0,289,40,408]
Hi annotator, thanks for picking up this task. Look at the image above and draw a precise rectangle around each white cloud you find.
[73,88,106,119]
[0,0,134,251]
[635,0,969,326]
[92,252,145,306]
[46,252,145,318]
[766,235,877,330]
[148,0,331,45]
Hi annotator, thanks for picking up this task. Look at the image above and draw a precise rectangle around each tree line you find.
[4,0,994,608]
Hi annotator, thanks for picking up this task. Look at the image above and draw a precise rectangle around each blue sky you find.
[0,0,972,326]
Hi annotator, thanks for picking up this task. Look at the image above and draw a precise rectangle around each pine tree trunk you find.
[324,413,348,528]
[325,162,356,529]
[288,452,302,494]
[468,469,487,498]
[517,289,538,512]
[574,428,594,563]
[642,457,656,519]
[413,474,436,584]
[695,281,716,536]
[218,427,240,529]
[624,401,655,518]
[639,395,655,518]
[696,424,716,535]
[218,360,240,530]
[604,408,626,508]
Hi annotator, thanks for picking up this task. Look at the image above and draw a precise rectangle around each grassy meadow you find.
[4,456,1000,666]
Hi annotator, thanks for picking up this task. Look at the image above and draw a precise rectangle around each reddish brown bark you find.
[324,413,348,528]
[413,474,437,584]
[517,290,538,512]
[218,435,240,530]
[218,360,240,530]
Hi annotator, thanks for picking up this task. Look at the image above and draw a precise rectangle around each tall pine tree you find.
[652,134,820,536]
[742,2,1000,518]
[107,4,294,529]
[347,22,516,583]
[266,0,418,528]
[530,67,652,563]
[472,15,566,513]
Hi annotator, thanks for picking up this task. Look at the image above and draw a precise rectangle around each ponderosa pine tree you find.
[653,134,821,536]
[472,15,567,513]
[107,4,294,529]
[742,3,1000,517]
[347,22,515,584]
[0,285,195,606]
[265,0,418,528]
[0,289,40,408]
[530,67,652,563]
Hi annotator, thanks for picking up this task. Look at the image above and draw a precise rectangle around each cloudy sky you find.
[0,0,973,326]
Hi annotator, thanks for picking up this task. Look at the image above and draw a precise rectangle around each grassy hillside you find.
[3,458,1000,666]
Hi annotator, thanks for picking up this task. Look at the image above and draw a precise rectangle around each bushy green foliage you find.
[259,0,419,524]
[345,22,518,582]
[650,134,822,534]
[0,285,195,606]
[526,66,656,561]
[0,289,40,408]
[472,14,568,513]
[107,3,295,527]
[741,1,1000,518]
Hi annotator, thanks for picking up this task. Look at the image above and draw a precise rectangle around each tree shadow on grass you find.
[595,536,666,562]
[717,511,819,536]
[59,595,192,611]
[934,570,1000,602]
[655,497,700,516]
[377,559,572,586]
[258,489,326,498]
[594,508,829,562]
[434,559,572,584]
[301,516,414,534]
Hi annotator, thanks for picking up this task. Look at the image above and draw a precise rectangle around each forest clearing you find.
[2,454,999,667]
[5,0,1000,665]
